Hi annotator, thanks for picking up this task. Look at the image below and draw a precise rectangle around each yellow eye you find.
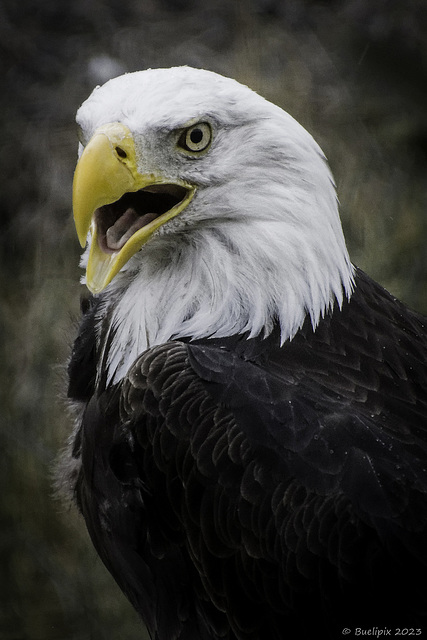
[179,123,212,153]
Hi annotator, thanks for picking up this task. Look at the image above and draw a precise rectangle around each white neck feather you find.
[91,207,354,386]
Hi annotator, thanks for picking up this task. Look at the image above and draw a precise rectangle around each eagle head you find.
[73,66,354,383]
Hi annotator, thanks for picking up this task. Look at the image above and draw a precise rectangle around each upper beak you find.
[73,122,146,248]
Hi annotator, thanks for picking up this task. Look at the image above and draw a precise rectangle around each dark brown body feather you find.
[66,269,427,639]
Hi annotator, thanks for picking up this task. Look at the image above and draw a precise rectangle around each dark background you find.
[1,1,426,638]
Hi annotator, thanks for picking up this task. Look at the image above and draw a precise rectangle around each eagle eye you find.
[179,123,212,153]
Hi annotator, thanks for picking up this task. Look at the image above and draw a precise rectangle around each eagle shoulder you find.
[114,314,427,634]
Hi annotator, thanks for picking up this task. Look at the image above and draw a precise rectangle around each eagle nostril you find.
[115,146,127,159]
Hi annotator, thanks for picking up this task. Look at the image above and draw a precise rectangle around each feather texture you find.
[65,270,427,639]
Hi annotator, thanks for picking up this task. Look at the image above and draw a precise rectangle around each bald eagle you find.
[61,67,427,639]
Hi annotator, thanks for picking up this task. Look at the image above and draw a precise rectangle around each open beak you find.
[72,122,195,293]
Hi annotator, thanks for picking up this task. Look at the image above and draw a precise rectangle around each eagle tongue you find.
[105,207,158,251]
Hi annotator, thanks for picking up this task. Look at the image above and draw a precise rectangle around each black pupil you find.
[189,128,204,145]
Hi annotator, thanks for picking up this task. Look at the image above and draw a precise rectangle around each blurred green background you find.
[1,1,426,638]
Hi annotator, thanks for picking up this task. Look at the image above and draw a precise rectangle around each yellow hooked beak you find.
[72,122,195,293]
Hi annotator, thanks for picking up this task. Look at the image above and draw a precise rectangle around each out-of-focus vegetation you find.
[1,1,426,638]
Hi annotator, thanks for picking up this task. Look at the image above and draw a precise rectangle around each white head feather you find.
[76,66,354,385]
